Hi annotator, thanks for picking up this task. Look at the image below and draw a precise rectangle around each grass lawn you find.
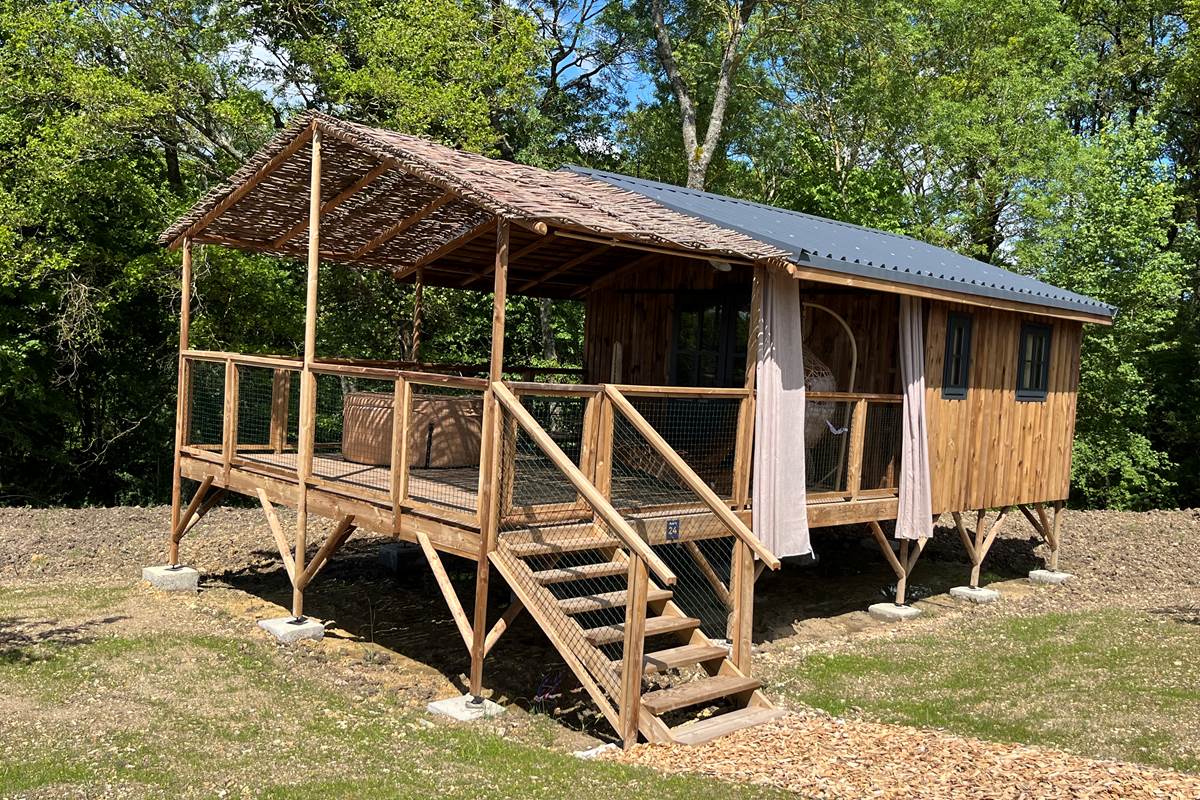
[769,609,1200,772]
[0,584,788,800]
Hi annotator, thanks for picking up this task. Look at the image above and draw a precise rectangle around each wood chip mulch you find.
[609,712,1200,799]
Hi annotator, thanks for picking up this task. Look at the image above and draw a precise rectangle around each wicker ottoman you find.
[341,391,483,468]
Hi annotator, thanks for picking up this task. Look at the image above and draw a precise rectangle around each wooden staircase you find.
[491,538,785,746]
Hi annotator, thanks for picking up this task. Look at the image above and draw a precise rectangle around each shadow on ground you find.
[204,519,1046,738]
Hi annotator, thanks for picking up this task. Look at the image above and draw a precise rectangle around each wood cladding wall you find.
[924,301,1082,512]
[584,256,751,385]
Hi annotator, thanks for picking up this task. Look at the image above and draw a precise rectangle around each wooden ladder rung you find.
[584,614,699,646]
[532,562,627,584]
[670,707,787,746]
[640,675,762,715]
[557,588,672,615]
[633,643,728,674]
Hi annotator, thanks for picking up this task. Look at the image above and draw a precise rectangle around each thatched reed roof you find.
[159,111,791,297]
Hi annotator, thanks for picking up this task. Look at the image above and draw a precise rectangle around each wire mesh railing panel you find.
[309,373,395,496]
[805,399,854,493]
[650,535,735,641]
[185,359,225,448]
[503,392,590,515]
[622,395,742,500]
[862,401,903,492]
[403,381,485,514]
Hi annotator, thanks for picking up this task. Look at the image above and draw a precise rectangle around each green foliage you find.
[0,0,1197,509]
[1016,123,1189,508]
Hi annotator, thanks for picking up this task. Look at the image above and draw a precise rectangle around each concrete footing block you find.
[1029,569,1073,585]
[950,585,1001,604]
[378,541,422,572]
[142,565,199,592]
[427,694,506,722]
[868,602,922,621]
[258,616,325,644]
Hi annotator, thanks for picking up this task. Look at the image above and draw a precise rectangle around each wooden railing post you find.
[845,397,868,498]
[268,369,292,453]
[730,540,755,672]
[221,358,239,479]
[390,377,411,531]
[733,266,762,509]
[619,552,648,747]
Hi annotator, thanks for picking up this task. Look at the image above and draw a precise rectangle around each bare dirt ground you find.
[1,505,1198,798]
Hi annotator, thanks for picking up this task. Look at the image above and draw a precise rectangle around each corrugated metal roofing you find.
[566,166,1114,320]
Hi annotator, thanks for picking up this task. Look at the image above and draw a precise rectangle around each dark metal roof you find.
[566,166,1114,320]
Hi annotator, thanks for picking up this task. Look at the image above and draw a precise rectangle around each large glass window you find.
[671,292,749,387]
[941,313,973,399]
[1016,323,1052,401]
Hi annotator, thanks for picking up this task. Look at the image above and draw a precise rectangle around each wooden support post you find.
[410,268,424,361]
[1049,501,1064,571]
[268,369,291,453]
[470,219,508,699]
[732,267,762,509]
[390,377,411,531]
[168,238,193,565]
[294,121,322,620]
[619,553,649,748]
[172,476,213,542]
[730,540,755,672]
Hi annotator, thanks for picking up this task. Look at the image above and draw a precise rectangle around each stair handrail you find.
[602,384,782,571]
[491,382,677,586]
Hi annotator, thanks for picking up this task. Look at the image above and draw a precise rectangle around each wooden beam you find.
[460,233,555,287]
[168,127,315,250]
[220,359,239,479]
[868,520,905,580]
[572,252,659,298]
[416,532,474,652]
[730,540,755,672]
[354,190,455,258]
[274,163,391,248]
[180,488,226,538]
[845,398,868,499]
[257,488,297,583]
[395,217,496,281]
[515,244,611,294]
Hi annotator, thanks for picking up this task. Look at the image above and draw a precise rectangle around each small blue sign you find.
[666,519,680,540]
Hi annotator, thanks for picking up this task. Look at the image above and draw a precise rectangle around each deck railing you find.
[178,350,902,528]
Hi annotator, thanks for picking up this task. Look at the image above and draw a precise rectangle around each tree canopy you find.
[0,0,1196,510]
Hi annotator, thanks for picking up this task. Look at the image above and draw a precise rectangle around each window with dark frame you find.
[941,313,973,399]
[670,291,749,388]
[1016,323,1053,401]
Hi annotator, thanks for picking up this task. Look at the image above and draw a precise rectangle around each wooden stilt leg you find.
[170,476,213,566]
[896,540,910,605]
[1049,502,1064,571]
[169,238,193,565]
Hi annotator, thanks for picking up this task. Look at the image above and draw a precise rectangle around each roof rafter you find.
[516,244,612,294]
[353,191,456,258]
[274,162,392,248]
[394,218,497,281]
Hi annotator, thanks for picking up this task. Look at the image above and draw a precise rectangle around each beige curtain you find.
[896,295,933,540]
[752,267,811,557]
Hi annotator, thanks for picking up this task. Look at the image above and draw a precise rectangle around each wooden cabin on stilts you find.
[153,111,1114,747]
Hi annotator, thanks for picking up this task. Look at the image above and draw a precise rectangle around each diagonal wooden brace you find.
[296,515,356,590]
[257,488,296,583]
[416,531,475,653]
[868,520,929,605]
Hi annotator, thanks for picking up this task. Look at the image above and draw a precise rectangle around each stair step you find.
[504,536,619,557]
[670,707,788,746]
[640,675,762,715]
[636,643,729,674]
[532,562,628,585]
[584,615,699,646]
[557,588,672,615]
